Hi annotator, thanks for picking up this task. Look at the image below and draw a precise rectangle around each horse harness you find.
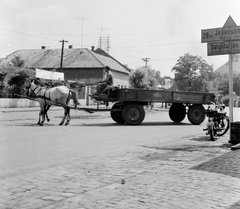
[29,85,52,105]
[29,84,72,105]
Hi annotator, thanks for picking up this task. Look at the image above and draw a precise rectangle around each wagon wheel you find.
[169,103,186,123]
[187,104,205,125]
[110,103,125,124]
[122,103,145,125]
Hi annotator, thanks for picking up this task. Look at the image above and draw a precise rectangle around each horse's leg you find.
[37,110,41,125]
[59,107,67,126]
[39,105,46,126]
[59,105,70,126]
[45,105,51,122]
[64,106,71,126]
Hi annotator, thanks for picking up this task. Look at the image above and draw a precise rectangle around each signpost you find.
[207,40,240,56]
[201,26,240,43]
[201,16,240,142]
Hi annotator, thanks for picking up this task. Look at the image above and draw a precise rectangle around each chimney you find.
[68,45,73,49]
[91,46,95,51]
[41,46,46,49]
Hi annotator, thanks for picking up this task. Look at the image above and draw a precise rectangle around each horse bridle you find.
[26,81,40,98]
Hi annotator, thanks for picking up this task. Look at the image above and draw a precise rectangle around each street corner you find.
[192,148,240,178]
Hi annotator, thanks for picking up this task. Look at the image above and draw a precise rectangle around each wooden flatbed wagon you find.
[81,88,215,125]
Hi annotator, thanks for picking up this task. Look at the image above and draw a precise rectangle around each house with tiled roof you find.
[208,54,240,94]
[1,47,130,105]
[214,55,240,75]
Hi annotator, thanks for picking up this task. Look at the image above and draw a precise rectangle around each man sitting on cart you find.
[95,66,113,96]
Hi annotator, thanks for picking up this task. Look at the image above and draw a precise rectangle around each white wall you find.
[0,98,87,108]
[0,98,39,108]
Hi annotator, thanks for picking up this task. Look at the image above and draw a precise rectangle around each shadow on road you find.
[69,121,193,127]
[5,122,56,127]
[4,120,195,127]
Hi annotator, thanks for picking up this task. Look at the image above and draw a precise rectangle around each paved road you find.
[0,106,240,209]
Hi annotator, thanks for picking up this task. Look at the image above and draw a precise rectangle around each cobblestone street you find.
[1,107,240,209]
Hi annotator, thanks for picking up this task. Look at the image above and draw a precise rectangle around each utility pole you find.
[59,40,68,72]
[142,58,150,68]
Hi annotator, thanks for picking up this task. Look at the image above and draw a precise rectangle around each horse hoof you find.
[59,123,63,126]
[39,123,43,126]
[65,122,69,126]
[47,119,50,122]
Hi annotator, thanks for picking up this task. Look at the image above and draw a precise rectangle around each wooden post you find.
[59,40,68,72]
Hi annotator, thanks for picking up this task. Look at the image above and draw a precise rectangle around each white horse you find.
[27,79,78,126]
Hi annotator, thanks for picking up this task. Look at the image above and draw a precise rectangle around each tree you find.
[10,55,25,68]
[146,67,158,89]
[154,71,161,84]
[172,53,213,92]
[7,68,34,97]
[0,57,34,97]
[129,66,158,89]
[129,67,148,89]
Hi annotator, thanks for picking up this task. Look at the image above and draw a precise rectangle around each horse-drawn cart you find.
[81,88,215,125]
[25,69,215,126]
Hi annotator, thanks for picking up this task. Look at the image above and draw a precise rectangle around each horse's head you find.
[25,78,39,98]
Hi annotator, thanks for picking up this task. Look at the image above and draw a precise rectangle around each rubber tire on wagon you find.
[122,103,145,125]
[110,103,125,124]
[169,103,186,123]
[187,104,205,125]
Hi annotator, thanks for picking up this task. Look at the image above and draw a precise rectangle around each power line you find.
[0,26,199,50]
[0,27,58,42]
[113,41,199,49]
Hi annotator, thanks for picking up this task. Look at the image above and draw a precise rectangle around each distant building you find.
[214,55,240,75]
[208,54,240,93]
[207,54,240,104]
[1,47,130,105]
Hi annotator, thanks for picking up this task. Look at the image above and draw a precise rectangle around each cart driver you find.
[96,66,113,95]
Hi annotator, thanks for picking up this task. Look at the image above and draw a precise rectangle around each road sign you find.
[201,26,240,43]
[201,16,240,43]
[207,40,240,56]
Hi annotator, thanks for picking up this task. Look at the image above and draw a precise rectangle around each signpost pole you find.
[229,54,234,135]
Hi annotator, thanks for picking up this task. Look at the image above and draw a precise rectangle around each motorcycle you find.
[203,102,229,141]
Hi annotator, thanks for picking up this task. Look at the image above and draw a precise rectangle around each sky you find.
[1,0,240,77]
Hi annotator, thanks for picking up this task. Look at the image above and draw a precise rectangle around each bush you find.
[0,65,35,98]
[129,67,158,89]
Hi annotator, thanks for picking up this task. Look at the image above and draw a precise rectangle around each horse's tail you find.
[70,89,78,108]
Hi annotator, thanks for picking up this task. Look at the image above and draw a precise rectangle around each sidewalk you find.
[0,134,240,209]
